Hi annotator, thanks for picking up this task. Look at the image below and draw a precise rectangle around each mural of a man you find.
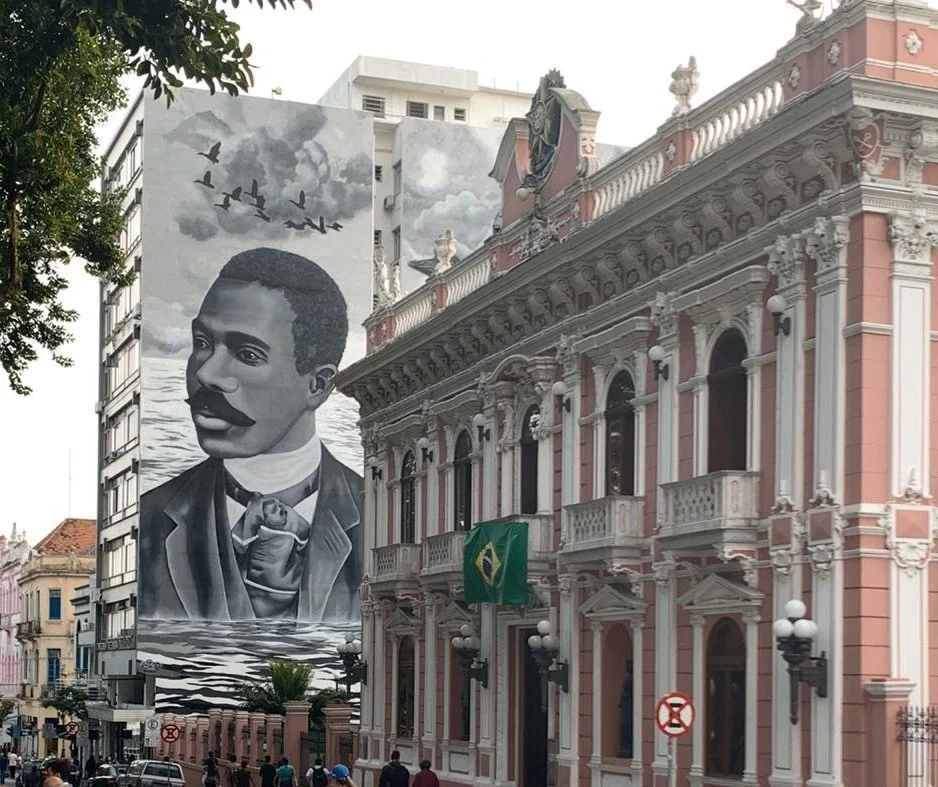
[139,247,363,624]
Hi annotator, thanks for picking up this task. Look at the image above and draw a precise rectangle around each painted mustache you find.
[186,388,256,427]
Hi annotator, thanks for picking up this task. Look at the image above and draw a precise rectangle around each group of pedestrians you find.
[377,751,439,787]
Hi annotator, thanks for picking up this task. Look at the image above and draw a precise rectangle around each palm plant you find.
[235,660,312,714]
[308,689,350,731]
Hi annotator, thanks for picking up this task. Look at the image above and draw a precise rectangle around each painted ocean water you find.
[138,356,364,713]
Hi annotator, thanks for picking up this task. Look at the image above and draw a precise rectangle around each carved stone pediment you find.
[578,583,646,621]
[676,573,763,616]
[672,265,769,327]
[386,606,420,636]
[437,600,473,631]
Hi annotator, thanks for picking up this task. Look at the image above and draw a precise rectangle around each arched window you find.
[453,430,473,531]
[396,636,416,738]
[520,406,540,514]
[707,329,748,472]
[706,617,746,777]
[605,371,636,496]
[399,451,418,544]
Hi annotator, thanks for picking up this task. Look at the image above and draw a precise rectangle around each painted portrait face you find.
[185,278,330,458]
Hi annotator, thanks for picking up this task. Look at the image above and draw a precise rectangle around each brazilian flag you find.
[463,521,528,605]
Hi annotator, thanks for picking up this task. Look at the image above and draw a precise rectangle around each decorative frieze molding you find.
[904,121,938,191]
[766,233,806,290]
[889,210,938,269]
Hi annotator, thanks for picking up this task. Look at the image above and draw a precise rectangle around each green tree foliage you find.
[42,685,88,721]
[0,699,16,725]
[0,0,310,394]
[308,688,349,732]
[235,660,312,714]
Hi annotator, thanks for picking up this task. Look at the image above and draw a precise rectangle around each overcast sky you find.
[0,0,855,541]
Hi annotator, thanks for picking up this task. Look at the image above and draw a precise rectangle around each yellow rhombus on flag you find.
[463,521,528,605]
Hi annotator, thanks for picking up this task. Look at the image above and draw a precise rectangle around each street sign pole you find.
[668,736,675,787]
[655,690,695,787]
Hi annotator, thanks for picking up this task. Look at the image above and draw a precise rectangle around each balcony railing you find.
[15,621,40,639]
[561,496,644,563]
[371,544,421,594]
[422,531,466,579]
[659,471,760,550]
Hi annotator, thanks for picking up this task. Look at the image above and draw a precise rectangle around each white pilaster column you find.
[690,324,708,477]
[688,614,705,787]
[650,292,680,783]
[561,372,580,507]
[769,557,802,787]
[591,364,608,496]
[361,600,375,742]
[495,385,515,517]
[389,634,399,740]
[631,348,649,497]
[804,216,849,787]
[413,630,422,746]
[422,596,437,747]
[558,575,576,780]
[425,425,440,539]
[888,211,935,504]
[630,621,644,785]
[536,383,554,515]
[743,610,760,785]
[766,235,807,511]
[589,620,602,787]
[373,604,387,759]
[479,400,497,752]
[744,303,763,472]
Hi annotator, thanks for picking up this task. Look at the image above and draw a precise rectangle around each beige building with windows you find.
[16,518,95,757]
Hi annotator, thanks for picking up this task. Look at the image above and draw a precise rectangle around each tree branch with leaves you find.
[42,685,88,722]
[0,0,310,394]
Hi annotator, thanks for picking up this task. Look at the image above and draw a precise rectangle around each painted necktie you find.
[226,469,320,619]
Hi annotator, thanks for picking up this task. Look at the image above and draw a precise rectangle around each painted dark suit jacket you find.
[138,446,363,623]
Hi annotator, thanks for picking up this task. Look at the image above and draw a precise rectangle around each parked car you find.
[119,761,184,787]
[90,764,120,787]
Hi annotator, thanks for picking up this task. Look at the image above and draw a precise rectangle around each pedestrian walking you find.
[274,758,295,787]
[258,757,276,787]
[411,761,439,787]
[203,752,220,787]
[376,752,407,787]
[327,765,354,787]
[233,760,253,787]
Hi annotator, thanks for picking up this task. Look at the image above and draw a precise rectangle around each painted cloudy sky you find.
[140,88,373,365]
[399,116,628,294]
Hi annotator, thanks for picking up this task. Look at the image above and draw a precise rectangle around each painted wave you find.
[138,620,361,715]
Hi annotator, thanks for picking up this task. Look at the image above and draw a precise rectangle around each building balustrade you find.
[15,621,40,640]
[658,471,760,551]
[561,495,644,566]
[421,530,465,586]
[371,543,421,597]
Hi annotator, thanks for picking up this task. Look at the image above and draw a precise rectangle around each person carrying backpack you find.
[275,759,295,787]
[376,752,408,787]
[304,759,328,787]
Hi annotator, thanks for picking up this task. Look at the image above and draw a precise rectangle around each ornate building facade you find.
[0,525,30,700]
[338,3,938,787]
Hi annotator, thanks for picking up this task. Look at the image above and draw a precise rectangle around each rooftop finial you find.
[433,230,457,273]
[669,56,699,117]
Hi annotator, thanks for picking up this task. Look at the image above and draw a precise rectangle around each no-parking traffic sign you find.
[655,691,695,738]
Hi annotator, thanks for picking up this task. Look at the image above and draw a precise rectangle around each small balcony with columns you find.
[561,495,645,568]
[371,543,421,598]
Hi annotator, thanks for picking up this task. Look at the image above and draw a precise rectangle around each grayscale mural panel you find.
[137,88,372,711]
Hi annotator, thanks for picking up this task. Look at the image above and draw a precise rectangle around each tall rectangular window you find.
[48,590,61,621]
[392,162,402,196]
[46,649,61,684]
[374,165,383,183]
[392,227,401,262]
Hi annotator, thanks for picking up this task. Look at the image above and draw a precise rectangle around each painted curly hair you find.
[218,247,348,374]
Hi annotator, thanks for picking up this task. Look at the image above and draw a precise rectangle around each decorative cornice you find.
[889,209,938,268]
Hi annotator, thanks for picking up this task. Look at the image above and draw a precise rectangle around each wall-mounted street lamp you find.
[767,294,792,337]
[416,436,434,464]
[472,413,491,443]
[336,633,367,695]
[452,624,489,688]
[527,620,569,712]
[551,380,571,413]
[647,344,670,381]
[366,456,382,482]
[773,599,827,725]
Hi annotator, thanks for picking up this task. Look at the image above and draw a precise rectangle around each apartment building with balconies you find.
[338,3,938,786]
[16,518,95,757]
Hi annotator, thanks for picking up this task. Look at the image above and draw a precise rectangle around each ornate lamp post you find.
[336,632,367,695]
[526,620,569,712]
[772,599,828,724]
[451,624,489,741]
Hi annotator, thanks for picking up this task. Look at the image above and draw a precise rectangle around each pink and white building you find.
[338,2,938,786]
[0,524,31,699]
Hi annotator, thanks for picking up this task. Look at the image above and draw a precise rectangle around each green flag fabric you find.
[463,521,529,605]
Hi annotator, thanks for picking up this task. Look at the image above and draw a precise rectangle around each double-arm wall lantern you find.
[772,599,827,725]
[451,624,489,688]
[336,632,368,695]
[527,620,569,712]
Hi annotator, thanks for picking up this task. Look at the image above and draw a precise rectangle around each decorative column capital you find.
[689,612,705,629]
[805,215,849,283]
[649,290,680,344]
[590,618,604,634]
[765,233,806,290]
[889,210,938,271]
